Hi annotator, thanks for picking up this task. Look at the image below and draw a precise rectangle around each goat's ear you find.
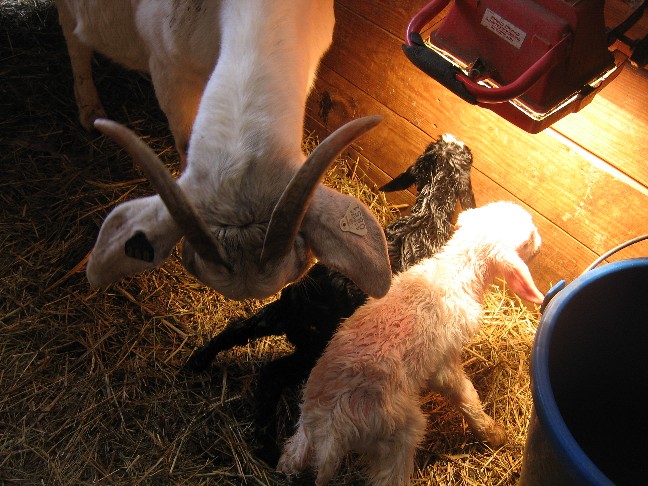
[86,195,183,288]
[378,167,416,192]
[498,250,544,304]
[459,179,477,210]
[302,186,391,297]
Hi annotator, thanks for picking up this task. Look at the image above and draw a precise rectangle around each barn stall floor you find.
[1,2,540,484]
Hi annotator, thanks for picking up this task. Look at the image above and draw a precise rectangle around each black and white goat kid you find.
[187,134,476,465]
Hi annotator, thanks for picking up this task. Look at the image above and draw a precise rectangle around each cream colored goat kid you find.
[277,201,545,486]
[55,0,390,300]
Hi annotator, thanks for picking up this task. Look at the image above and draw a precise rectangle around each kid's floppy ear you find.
[379,166,416,192]
[86,195,183,288]
[302,185,391,298]
[498,250,544,304]
[458,177,477,210]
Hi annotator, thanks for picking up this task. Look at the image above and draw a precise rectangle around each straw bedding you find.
[0,2,541,484]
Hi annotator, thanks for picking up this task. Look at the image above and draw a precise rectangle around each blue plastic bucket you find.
[519,238,648,485]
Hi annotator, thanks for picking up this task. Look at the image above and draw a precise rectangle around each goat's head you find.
[379,134,475,210]
[454,201,544,303]
[86,116,391,300]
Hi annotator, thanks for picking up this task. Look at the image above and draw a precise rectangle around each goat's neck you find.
[415,171,458,222]
[186,0,334,178]
[442,242,499,305]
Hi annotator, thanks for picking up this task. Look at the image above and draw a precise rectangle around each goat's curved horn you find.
[94,119,231,271]
[260,115,383,266]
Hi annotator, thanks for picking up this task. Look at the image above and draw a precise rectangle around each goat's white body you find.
[56,1,221,150]
[56,0,390,300]
[57,0,332,187]
[278,202,544,485]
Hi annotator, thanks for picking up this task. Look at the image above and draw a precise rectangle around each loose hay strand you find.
[1,2,540,484]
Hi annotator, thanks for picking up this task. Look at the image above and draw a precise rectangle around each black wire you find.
[607,0,648,46]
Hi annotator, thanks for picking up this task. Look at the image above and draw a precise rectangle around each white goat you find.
[55,0,391,300]
[277,201,545,486]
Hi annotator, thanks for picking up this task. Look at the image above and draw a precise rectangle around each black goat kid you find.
[186,134,476,466]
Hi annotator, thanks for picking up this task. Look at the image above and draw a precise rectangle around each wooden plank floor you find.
[305,0,648,292]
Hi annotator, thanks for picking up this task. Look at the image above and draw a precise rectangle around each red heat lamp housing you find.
[403,0,647,133]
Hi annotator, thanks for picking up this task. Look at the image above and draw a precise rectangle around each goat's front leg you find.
[433,367,507,448]
[253,350,319,467]
[57,2,106,130]
[148,61,206,169]
[185,303,287,372]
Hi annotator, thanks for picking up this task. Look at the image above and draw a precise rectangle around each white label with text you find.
[481,8,526,49]
[340,201,367,236]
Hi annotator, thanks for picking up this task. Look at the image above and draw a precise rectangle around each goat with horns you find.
[56,0,391,300]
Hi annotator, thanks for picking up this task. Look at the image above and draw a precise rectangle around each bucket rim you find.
[531,257,648,486]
